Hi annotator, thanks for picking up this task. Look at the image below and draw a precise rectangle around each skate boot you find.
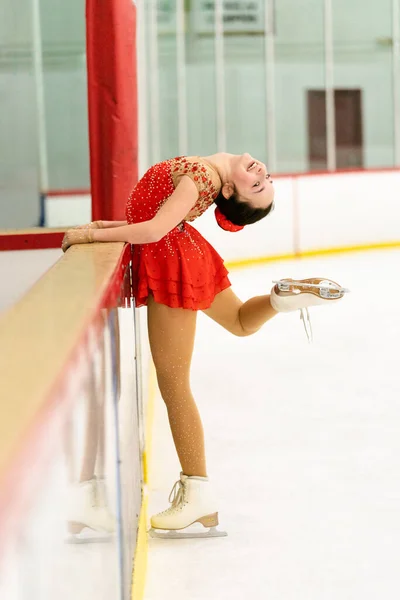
[270,278,349,343]
[149,473,227,539]
[95,477,112,512]
[66,478,115,544]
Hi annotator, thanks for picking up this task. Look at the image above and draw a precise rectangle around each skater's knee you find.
[216,313,258,337]
[236,312,260,337]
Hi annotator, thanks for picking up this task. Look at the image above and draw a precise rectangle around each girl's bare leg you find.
[147,295,207,477]
[203,287,278,336]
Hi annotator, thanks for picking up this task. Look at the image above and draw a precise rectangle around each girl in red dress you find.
[63,152,347,538]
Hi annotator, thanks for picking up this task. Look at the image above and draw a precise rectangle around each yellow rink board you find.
[0,242,125,482]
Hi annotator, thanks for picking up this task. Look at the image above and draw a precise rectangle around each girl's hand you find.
[62,228,94,252]
[74,220,104,230]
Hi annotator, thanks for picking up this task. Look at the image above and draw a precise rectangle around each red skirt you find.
[131,222,231,310]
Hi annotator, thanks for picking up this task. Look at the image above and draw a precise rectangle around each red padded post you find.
[86,0,138,221]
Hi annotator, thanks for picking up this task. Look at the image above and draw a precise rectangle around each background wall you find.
[0,0,88,227]
[155,0,395,171]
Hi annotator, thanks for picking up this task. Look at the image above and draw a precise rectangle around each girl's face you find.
[229,153,275,209]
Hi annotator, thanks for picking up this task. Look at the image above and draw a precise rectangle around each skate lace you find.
[168,480,186,508]
[157,479,187,516]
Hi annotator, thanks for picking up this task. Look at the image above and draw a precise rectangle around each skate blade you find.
[65,528,114,544]
[273,279,350,299]
[148,526,227,540]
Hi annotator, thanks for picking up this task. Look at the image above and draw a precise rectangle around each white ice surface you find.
[145,250,400,600]
[0,248,62,313]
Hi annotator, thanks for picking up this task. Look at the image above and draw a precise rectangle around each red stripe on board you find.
[0,232,65,251]
[46,189,90,197]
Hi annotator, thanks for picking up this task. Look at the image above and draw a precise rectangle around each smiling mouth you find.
[247,161,257,171]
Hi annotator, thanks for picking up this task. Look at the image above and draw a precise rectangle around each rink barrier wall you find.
[0,243,128,489]
[0,235,156,600]
[0,243,146,600]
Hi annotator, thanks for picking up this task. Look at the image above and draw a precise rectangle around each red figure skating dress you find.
[125,156,231,310]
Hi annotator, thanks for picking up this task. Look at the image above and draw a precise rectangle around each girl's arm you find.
[100,220,127,228]
[94,177,199,243]
[62,177,199,251]
[92,221,159,244]
[75,220,127,229]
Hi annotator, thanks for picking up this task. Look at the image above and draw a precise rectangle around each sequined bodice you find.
[125,156,221,226]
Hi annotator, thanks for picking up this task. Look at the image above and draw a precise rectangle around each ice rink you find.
[145,249,400,600]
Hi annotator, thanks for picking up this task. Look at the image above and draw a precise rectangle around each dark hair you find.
[214,187,274,226]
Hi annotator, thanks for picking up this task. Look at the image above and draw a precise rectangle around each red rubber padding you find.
[0,232,64,251]
[86,0,138,221]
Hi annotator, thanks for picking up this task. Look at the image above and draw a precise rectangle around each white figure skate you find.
[149,473,227,539]
[270,278,349,343]
[66,477,115,544]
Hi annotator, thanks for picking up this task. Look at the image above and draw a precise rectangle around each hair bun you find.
[214,207,244,232]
